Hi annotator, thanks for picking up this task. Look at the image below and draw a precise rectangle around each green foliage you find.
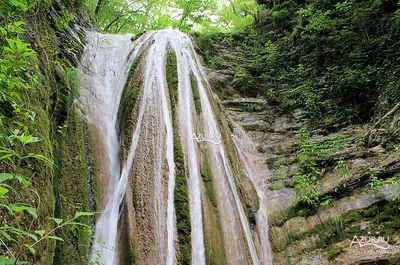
[261,40,278,71]
[90,0,257,34]
[0,1,96,264]
[233,66,254,94]
[173,0,216,32]
[332,214,343,237]
[294,173,319,207]
[0,25,37,124]
[54,11,75,31]
[0,9,42,263]
[294,131,324,207]
[197,0,400,127]
[293,131,363,208]
[368,168,384,199]
[0,149,94,263]
[90,0,174,34]
[243,103,263,112]
[334,158,352,179]
[215,0,259,33]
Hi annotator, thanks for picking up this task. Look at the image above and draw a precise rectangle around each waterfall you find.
[78,29,273,265]
[231,124,274,264]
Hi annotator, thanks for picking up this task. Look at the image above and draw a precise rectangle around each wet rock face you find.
[220,94,400,264]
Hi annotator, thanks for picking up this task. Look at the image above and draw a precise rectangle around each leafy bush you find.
[233,66,254,94]
[197,0,400,127]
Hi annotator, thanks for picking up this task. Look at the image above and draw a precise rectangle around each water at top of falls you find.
[79,29,273,265]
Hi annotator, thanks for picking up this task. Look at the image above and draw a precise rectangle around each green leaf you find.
[16,176,30,188]
[0,173,14,183]
[0,153,14,162]
[66,222,91,228]
[24,153,53,165]
[16,261,29,264]
[74,212,95,218]
[13,21,25,27]
[0,256,26,265]
[27,208,37,218]
[0,230,14,241]
[23,244,36,254]
[11,205,36,217]
[10,0,29,12]
[47,235,64,241]
[49,217,63,225]
[0,186,9,195]
[34,230,45,237]
[0,27,6,36]
[26,233,38,241]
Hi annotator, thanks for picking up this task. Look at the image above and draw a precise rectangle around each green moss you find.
[200,152,227,265]
[19,7,92,264]
[0,1,98,263]
[326,248,343,260]
[166,51,178,113]
[286,199,400,257]
[52,83,92,265]
[174,138,192,264]
[117,47,148,160]
[343,211,362,223]
[203,222,227,265]
[227,120,234,132]
[360,206,377,217]
[190,73,202,115]
[166,51,192,263]
[127,53,143,82]
[117,85,141,153]
[201,155,218,208]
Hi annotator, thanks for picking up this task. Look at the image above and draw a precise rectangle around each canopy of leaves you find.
[89,0,259,34]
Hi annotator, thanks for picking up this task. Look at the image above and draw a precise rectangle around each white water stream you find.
[231,125,274,264]
[79,29,273,265]
[78,31,155,265]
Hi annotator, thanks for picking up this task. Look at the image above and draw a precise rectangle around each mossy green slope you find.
[0,1,96,264]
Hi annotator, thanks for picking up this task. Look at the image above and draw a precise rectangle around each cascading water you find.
[231,124,274,264]
[78,31,154,265]
[78,29,274,265]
